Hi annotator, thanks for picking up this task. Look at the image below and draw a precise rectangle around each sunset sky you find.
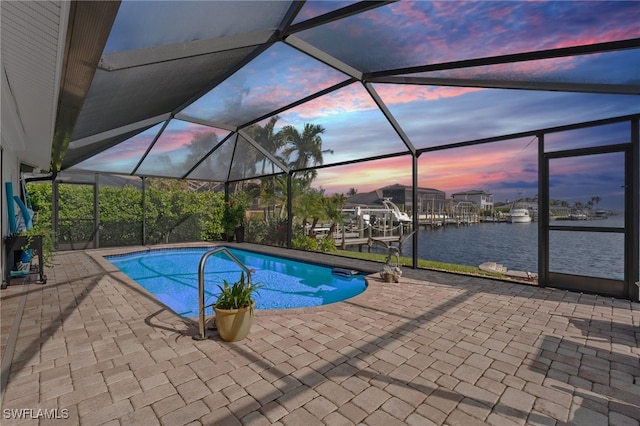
[73,1,639,210]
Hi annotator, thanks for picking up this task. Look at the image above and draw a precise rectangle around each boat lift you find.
[343,198,411,227]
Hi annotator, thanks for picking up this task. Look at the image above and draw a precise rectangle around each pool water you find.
[106,247,367,317]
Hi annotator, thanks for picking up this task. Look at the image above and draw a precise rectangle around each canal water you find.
[390,215,627,280]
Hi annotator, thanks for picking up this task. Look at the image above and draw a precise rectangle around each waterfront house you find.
[451,190,494,213]
[381,184,446,216]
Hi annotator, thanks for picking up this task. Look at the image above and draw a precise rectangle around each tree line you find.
[24,118,349,251]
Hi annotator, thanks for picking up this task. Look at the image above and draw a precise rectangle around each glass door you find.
[542,147,629,298]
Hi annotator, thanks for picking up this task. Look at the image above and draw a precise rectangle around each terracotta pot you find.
[214,303,254,341]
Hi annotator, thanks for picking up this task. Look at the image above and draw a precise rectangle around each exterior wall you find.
[1,139,22,279]
[1,80,28,278]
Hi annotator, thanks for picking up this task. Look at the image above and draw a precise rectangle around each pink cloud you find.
[279,84,374,120]
[317,152,537,197]
[101,141,151,163]
[416,140,538,195]
[348,1,640,66]
[315,137,539,196]
[245,68,346,110]
[315,156,413,194]
[237,60,349,115]
[376,84,483,104]
[278,82,484,124]
[152,123,226,154]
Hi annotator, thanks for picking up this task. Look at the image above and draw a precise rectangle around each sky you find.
[74,1,639,211]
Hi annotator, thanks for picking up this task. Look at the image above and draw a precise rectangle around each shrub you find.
[317,236,336,253]
[292,235,317,251]
[244,218,267,244]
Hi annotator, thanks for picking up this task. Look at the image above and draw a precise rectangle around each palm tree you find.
[270,175,289,220]
[269,175,306,220]
[573,201,584,216]
[280,123,326,184]
[228,139,258,185]
[186,131,219,172]
[323,193,347,235]
[295,189,325,236]
[248,116,284,175]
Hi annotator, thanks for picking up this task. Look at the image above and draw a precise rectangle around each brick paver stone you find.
[0,249,637,426]
[351,386,391,413]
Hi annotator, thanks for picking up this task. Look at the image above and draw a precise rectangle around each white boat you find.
[382,199,412,224]
[508,207,532,223]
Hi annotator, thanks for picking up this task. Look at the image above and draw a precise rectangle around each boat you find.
[382,199,411,224]
[507,206,532,223]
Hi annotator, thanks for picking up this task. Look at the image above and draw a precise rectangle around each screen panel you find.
[136,120,230,178]
[295,2,640,73]
[548,152,625,226]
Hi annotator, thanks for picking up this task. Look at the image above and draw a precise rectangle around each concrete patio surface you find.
[1,243,638,425]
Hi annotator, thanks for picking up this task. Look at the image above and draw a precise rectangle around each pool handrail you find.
[193,247,253,340]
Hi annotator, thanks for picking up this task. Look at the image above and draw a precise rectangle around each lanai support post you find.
[629,119,639,302]
[287,173,293,249]
[412,153,419,269]
[538,133,547,288]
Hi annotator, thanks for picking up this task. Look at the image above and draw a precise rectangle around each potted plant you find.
[209,272,259,341]
[221,193,247,242]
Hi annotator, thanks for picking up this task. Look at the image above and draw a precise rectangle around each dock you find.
[334,235,402,250]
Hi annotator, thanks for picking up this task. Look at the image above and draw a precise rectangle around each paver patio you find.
[1,243,638,425]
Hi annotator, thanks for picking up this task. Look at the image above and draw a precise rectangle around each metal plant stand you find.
[2,234,47,289]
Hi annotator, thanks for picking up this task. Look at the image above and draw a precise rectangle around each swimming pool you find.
[105,247,367,317]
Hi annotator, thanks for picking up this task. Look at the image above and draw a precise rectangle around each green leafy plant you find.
[221,193,248,239]
[243,217,267,244]
[18,215,55,268]
[292,234,317,251]
[211,272,260,311]
[317,236,336,253]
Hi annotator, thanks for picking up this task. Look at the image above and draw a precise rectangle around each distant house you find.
[345,183,446,215]
[380,184,446,215]
[451,190,494,212]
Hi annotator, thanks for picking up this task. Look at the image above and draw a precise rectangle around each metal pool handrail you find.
[193,247,253,340]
